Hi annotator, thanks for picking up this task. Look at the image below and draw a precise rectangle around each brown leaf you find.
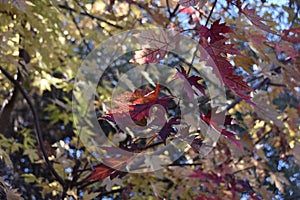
[270,172,289,193]
[6,189,24,200]
[233,55,256,74]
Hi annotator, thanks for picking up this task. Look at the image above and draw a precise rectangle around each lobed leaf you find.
[240,6,276,34]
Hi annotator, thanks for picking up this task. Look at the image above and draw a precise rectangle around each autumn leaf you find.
[275,42,299,62]
[158,116,181,144]
[102,83,173,123]
[281,25,300,43]
[189,170,223,184]
[129,83,173,121]
[240,5,276,34]
[203,108,233,125]
[174,66,206,98]
[131,29,179,64]
[0,178,24,200]
[131,48,167,64]
[200,109,242,148]
[179,0,207,7]
[84,153,129,181]
[84,165,113,181]
[270,172,290,193]
[198,19,233,43]
[197,19,255,106]
[191,171,260,199]
[248,32,267,47]
[6,189,24,200]
[233,55,256,74]
[190,137,203,153]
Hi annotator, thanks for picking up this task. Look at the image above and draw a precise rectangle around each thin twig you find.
[290,6,300,27]
[232,165,255,175]
[68,2,92,53]
[58,4,123,29]
[166,162,203,166]
[269,82,286,87]
[170,3,180,19]
[166,0,171,16]
[254,129,272,145]
[205,0,218,27]
[0,66,65,186]
[187,0,218,76]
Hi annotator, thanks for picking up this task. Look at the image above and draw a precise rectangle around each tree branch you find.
[166,162,203,167]
[187,0,218,76]
[205,0,217,27]
[0,66,65,186]
[67,3,92,53]
[58,4,123,30]
[0,71,20,134]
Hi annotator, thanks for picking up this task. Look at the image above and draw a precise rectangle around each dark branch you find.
[0,65,65,186]
[205,0,218,27]
[0,70,20,133]
[67,3,92,53]
[58,4,123,30]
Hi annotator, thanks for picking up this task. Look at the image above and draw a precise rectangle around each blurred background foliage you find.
[0,0,299,199]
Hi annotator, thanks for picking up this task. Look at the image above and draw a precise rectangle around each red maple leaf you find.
[174,66,206,98]
[248,32,267,47]
[198,19,233,43]
[84,147,132,181]
[197,19,255,106]
[189,170,224,184]
[275,42,299,62]
[240,5,276,34]
[102,83,173,124]
[200,109,242,148]
[129,83,173,121]
[191,170,261,200]
[84,157,127,181]
[281,26,300,43]
[84,165,116,181]
[130,48,167,64]
[158,116,180,144]
[131,29,180,64]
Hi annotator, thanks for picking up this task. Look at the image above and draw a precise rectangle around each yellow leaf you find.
[233,55,256,74]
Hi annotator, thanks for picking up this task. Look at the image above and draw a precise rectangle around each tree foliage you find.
[0,0,299,199]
